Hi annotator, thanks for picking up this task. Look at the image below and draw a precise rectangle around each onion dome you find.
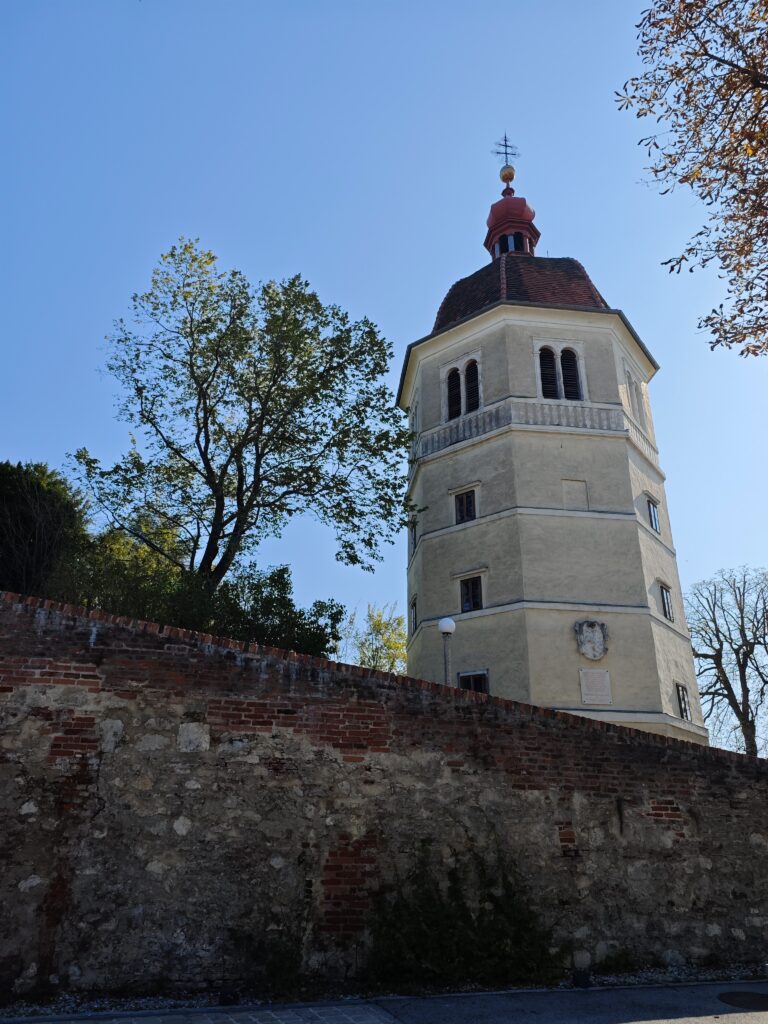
[483,163,541,258]
[432,164,607,333]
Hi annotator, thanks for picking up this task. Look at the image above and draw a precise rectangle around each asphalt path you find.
[3,982,768,1024]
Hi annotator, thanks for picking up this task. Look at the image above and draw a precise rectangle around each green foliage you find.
[366,842,563,989]
[190,565,345,656]
[0,461,85,596]
[48,526,183,624]
[338,602,407,673]
[73,239,410,591]
[48,528,344,657]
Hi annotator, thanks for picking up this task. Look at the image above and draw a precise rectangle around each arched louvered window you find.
[633,380,646,427]
[539,347,559,399]
[625,371,637,417]
[561,349,581,400]
[465,360,479,412]
[447,368,461,420]
[513,231,525,252]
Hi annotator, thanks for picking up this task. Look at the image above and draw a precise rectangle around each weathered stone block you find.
[177,722,210,752]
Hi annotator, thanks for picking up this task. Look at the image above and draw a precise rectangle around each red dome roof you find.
[433,254,608,333]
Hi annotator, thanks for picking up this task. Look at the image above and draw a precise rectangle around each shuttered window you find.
[447,368,461,420]
[561,349,581,400]
[455,489,476,524]
[647,498,660,533]
[460,576,483,613]
[676,684,691,721]
[539,347,559,399]
[465,360,479,412]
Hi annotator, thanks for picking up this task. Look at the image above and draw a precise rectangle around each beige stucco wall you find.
[409,611,530,703]
[526,608,662,709]
[402,303,706,744]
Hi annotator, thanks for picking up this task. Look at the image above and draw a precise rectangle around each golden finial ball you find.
[500,163,516,184]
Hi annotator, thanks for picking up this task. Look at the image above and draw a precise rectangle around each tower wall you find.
[402,305,706,744]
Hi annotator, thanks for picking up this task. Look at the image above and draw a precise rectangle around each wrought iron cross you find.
[493,133,519,164]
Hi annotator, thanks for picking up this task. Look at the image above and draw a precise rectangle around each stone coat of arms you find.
[574,620,609,661]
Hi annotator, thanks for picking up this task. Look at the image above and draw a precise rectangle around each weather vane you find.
[492,134,519,191]
[493,133,519,165]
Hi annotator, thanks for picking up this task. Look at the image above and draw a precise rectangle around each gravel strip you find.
[2,964,767,1020]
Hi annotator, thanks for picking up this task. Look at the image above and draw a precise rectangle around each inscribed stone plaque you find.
[579,668,612,705]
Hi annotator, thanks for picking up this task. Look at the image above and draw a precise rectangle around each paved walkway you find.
[4,982,768,1024]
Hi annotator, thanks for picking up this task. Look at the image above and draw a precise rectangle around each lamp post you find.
[438,617,456,687]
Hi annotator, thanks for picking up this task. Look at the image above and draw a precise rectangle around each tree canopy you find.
[0,461,85,596]
[48,527,344,658]
[74,240,410,590]
[686,567,768,755]
[618,0,768,356]
[338,602,407,674]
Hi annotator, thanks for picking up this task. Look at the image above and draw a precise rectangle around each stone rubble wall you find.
[1,591,767,997]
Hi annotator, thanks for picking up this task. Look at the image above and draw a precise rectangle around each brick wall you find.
[2,590,768,997]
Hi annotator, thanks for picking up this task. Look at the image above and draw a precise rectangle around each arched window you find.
[539,347,559,399]
[447,368,461,420]
[465,360,479,412]
[633,380,646,427]
[625,371,646,426]
[513,232,525,252]
[561,349,581,400]
[625,371,636,417]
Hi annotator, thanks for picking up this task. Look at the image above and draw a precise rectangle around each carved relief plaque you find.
[579,668,612,705]
[574,620,609,661]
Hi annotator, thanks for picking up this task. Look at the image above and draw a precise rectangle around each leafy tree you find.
[47,525,182,624]
[197,565,344,656]
[618,0,768,356]
[0,461,85,596]
[74,240,410,591]
[686,567,768,755]
[49,529,343,657]
[339,602,407,673]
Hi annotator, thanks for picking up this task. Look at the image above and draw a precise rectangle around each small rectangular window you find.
[409,520,417,554]
[660,584,674,622]
[458,671,488,694]
[647,498,660,533]
[676,684,691,721]
[460,576,483,613]
[455,489,476,524]
[410,599,418,635]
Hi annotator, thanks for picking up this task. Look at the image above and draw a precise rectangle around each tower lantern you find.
[397,143,708,745]
[484,135,541,258]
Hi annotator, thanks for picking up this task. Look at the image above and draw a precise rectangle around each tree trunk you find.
[741,717,758,757]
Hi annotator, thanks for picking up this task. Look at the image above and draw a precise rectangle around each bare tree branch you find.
[686,567,768,754]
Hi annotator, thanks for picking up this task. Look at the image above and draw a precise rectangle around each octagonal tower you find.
[397,168,707,744]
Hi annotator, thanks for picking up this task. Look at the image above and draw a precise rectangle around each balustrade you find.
[412,397,658,467]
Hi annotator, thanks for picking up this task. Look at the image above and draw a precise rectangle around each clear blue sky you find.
[2,0,766,617]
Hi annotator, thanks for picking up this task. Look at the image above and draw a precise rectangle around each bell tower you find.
[397,152,707,744]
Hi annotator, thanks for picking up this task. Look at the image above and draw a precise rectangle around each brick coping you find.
[0,590,760,767]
